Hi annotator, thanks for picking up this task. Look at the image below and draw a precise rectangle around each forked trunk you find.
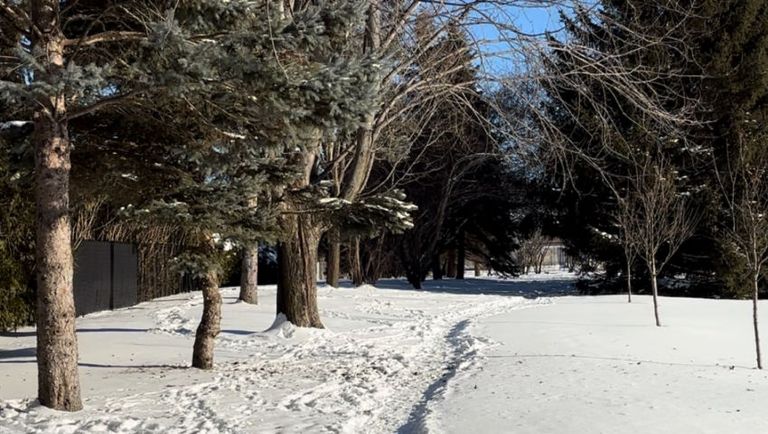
[192,270,222,369]
[326,229,341,287]
[650,261,661,327]
[239,245,259,304]
[277,215,324,328]
[32,1,83,411]
[753,272,762,369]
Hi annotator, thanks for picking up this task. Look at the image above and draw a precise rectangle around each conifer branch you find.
[63,31,146,47]
[67,92,134,120]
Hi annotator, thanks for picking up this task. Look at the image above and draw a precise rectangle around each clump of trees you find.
[4,0,768,414]
[532,0,768,363]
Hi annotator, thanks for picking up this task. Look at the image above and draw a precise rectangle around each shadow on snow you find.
[355,277,578,298]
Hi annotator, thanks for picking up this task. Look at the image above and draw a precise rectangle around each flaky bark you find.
[277,213,324,328]
[32,0,82,412]
[192,270,222,369]
[239,245,259,304]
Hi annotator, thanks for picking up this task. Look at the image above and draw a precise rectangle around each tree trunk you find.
[277,215,324,328]
[446,249,457,278]
[326,229,341,287]
[350,237,364,287]
[626,258,633,304]
[192,270,222,369]
[32,0,83,411]
[456,230,466,280]
[650,261,661,327]
[753,272,762,369]
[432,254,443,280]
[474,262,481,277]
[238,244,259,304]
[239,245,259,304]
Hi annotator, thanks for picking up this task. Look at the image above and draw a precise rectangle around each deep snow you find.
[2,271,768,433]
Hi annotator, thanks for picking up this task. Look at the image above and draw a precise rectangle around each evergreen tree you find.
[0,0,384,407]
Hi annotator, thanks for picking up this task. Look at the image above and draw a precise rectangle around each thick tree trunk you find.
[432,254,443,280]
[753,272,762,369]
[239,245,259,304]
[456,230,466,280]
[326,229,341,287]
[446,249,457,278]
[650,261,661,327]
[192,270,222,369]
[626,259,633,304]
[277,215,324,328]
[32,0,82,411]
[350,237,364,287]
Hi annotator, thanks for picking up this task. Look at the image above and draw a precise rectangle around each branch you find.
[0,3,40,40]
[66,92,134,120]
[63,31,146,47]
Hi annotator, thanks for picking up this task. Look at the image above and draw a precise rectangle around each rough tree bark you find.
[326,229,341,287]
[32,0,83,412]
[239,245,259,304]
[192,270,222,369]
[277,213,324,328]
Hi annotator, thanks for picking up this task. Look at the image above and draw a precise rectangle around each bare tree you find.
[622,159,699,326]
[715,123,768,369]
[615,197,639,303]
[518,228,548,274]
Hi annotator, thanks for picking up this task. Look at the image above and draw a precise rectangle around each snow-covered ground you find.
[2,271,768,433]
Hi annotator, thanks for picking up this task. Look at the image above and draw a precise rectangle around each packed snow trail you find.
[0,276,564,433]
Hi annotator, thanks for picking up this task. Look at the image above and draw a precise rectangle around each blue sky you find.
[467,4,567,76]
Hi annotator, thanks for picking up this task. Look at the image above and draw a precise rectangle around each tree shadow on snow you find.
[368,277,578,298]
[0,347,36,361]
[1,327,150,338]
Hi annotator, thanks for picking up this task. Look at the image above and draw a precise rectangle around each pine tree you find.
[0,0,381,406]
